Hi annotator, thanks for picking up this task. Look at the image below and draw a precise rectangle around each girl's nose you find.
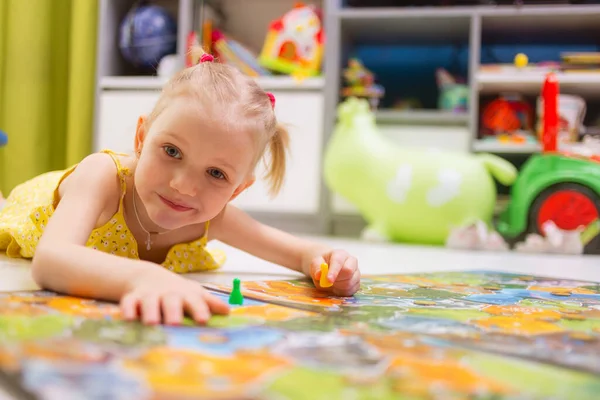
[170,173,197,197]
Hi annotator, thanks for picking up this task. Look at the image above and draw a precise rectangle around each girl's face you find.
[133,100,256,230]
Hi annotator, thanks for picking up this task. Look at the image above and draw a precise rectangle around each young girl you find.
[0,50,360,325]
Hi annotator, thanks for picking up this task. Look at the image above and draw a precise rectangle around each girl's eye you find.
[208,169,225,180]
[163,145,181,159]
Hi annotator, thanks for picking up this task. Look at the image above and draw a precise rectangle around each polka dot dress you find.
[0,150,224,273]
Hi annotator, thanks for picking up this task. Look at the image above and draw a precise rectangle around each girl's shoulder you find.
[57,151,134,204]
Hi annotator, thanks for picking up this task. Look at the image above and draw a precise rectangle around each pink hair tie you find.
[199,53,214,63]
[266,92,276,109]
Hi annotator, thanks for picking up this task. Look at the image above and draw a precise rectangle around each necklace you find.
[132,189,168,251]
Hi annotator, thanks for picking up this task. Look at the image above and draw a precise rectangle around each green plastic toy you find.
[497,73,600,253]
[323,97,518,245]
[228,278,244,305]
[436,68,469,113]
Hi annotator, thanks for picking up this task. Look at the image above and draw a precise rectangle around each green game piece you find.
[229,278,244,305]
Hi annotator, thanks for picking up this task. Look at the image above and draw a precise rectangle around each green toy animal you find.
[436,68,469,112]
[323,98,518,245]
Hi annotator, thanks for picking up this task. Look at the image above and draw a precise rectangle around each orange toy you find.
[481,95,533,135]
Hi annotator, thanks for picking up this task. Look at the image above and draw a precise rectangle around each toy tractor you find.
[496,73,600,253]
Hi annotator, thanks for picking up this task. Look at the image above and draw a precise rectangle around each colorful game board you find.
[1,271,600,399]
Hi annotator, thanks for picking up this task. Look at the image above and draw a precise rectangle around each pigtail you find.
[189,45,212,65]
[264,123,290,197]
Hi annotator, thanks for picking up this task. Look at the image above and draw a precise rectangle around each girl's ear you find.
[134,116,148,156]
[229,176,256,202]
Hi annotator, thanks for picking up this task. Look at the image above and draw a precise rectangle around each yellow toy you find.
[259,3,324,77]
[514,53,529,69]
[319,263,333,288]
[341,58,385,108]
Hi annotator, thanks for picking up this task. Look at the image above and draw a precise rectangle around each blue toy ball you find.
[119,4,177,69]
[0,130,7,147]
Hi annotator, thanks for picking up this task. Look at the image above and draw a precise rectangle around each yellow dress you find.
[0,150,225,273]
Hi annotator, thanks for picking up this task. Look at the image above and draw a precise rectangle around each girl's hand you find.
[309,249,361,297]
[120,270,230,325]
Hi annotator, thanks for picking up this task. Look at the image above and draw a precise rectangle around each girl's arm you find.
[211,204,361,296]
[31,153,229,324]
[31,153,157,301]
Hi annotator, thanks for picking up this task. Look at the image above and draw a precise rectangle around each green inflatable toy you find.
[323,98,518,245]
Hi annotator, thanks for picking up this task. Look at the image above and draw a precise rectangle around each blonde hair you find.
[145,48,290,197]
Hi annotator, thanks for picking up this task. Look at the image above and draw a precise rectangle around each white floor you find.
[2,236,600,293]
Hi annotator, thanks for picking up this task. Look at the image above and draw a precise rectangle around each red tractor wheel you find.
[530,183,600,236]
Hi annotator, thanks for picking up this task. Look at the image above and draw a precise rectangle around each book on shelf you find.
[212,29,272,78]
[187,18,272,78]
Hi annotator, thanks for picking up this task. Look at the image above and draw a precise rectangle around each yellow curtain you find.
[0,0,98,195]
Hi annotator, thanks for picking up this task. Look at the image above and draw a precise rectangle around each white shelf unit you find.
[476,70,600,155]
[94,0,328,234]
[477,71,600,98]
[323,2,478,228]
[472,140,541,154]
[320,2,600,234]
[94,1,600,237]
[99,75,325,91]
[473,5,600,156]
[375,110,469,126]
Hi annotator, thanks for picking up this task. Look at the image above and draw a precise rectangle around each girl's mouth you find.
[158,195,193,212]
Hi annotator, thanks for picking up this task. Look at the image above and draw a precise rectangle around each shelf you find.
[480,6,600,42]
[337,7,471,44]
[472,139,597,156]
[100,76,169,90]
[375,109,469,126]
[254,76,324,91]
[472,140,540,154]
[100,76,324,91]
[337,6,474,19]
[477,71,600,98]
[478,4,600,18]
[339,4,600,18]
[336,5,600,43]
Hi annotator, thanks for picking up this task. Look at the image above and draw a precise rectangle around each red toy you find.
[481,94,533,137]
[542,73,558,152]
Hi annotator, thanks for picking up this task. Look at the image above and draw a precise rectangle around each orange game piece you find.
[319,263,333,288]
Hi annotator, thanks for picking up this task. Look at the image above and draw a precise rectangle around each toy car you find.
[496,73,600,253]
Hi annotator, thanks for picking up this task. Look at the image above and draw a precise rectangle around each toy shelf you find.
[97,0,189,78]
[337,29,472,116]
[472,139,600,155]
[99,76,325,91]
[477,71,600,98]
[472,140,541,154]
[337,8,472,43]
[250,77,325,91]
[375,110,468,126]
[323,0,600,235]
[472,4,600,156]
[100,76,169,90]
[95,0,329,235]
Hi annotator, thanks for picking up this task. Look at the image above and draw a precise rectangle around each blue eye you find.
[163,145,181,159]
[208,169,225,180]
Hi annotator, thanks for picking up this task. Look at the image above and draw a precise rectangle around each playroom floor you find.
[1,236,600,399]
[2,235,600,292]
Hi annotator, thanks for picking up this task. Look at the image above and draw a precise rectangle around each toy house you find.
[259,3,324,77]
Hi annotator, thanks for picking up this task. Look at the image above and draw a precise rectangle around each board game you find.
[1,271,600,399]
